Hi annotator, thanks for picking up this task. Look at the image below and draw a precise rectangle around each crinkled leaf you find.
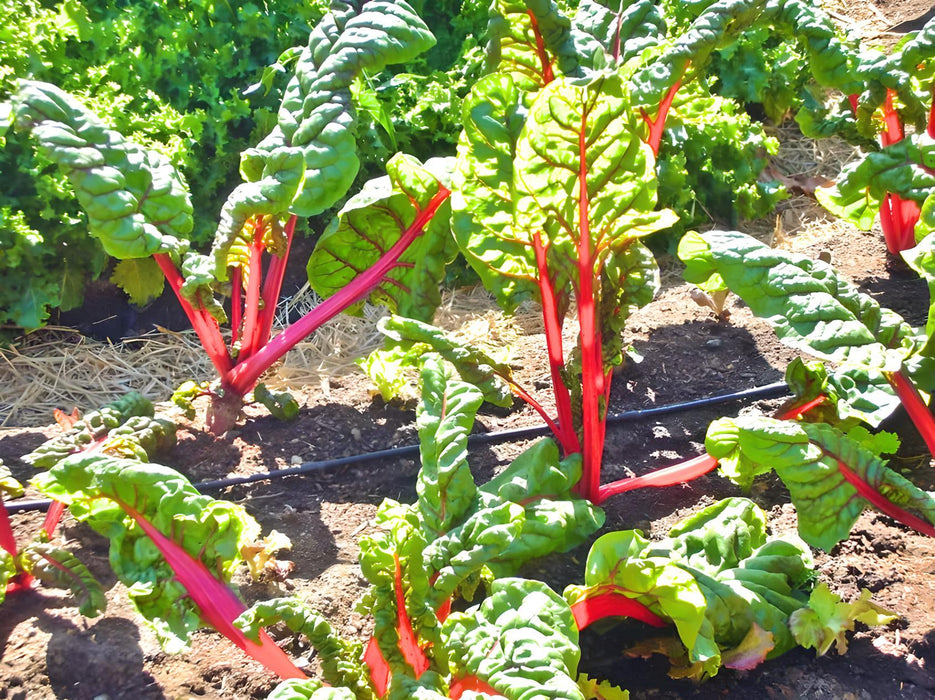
[788,583,896,656]
[573,0,665,65]
[0,462,24,499]
[629,0,768,111]
[444,577,585,700]
[236,598,369,696]
[903,230,935,350]
[24,392,155,469]
[567,498,817,680]
[477,440,604,574]
[31,454,278,652]
[307,154,454,322]
[416,358,484,536]
[576,673,629,700]
[20,542,106,617]
[489,0,580,93]
[178,252,227,325]
[0,550,15,605]
[266,679,356,700]
[679,230,918,372]
[12,80,192,259]
[369,314,514,407]
[816,135,935,229]
[706,416,935,550]
[171,380,207,420]
[218,0,436,246]
[451,73,538,314]
[513,72,677,309]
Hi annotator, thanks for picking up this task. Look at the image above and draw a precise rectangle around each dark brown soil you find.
[2,227,934,700]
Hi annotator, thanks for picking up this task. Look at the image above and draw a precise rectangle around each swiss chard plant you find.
[0,460,104,615]
[31,451,302,678]
[813,17,934,254]
[10,1,456,433]
[234,356,608,698]
[678,230,935,547]
[376,0,792,504]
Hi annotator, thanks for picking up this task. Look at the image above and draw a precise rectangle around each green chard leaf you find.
[307,154,455,322]
[903,230,935,351]
[573,0,666,65]
[11,80,193,260]
[265,679,356,700]
[214,0,436,261]
[679,230,919,372]
[31,454,284,652]
[706,416,935,550]
[109,257,166,306]
[20,542,106,617]
[416,357,484,536]
[236,598,370,697]
[816,135,935,229]
[489,0,580,93]
[364,315,514,407]
[477,440,605,575]
[254,384,300,422]
[443,578,585,700]
[788,583,896,656]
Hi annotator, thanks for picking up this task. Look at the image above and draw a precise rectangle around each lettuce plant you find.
[10,1,454,433]
[565,497,895,681]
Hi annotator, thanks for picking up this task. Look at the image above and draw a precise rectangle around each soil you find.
[1,219,934,699]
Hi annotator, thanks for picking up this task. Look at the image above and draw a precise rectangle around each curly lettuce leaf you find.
[307,154,455,323]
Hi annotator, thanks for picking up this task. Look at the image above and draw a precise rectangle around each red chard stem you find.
[571,591,668,631]
[227,187,450,396]
[889,371,935,458]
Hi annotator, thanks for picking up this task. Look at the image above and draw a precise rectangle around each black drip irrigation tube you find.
[5,381,788,514]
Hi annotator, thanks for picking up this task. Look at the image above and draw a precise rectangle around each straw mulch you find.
[0,285,521,428]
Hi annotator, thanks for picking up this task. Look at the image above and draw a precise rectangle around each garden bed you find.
[1,218,933,699]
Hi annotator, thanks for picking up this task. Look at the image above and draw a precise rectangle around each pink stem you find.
[575,109,605,503]
[238,224,267,362]
[571,591,668,631]
[154,254,233,376]
[597,454,719,503]
[256,215,298,352]
[450,676,502,699]
[889,371,935,458]
[122,502,305,679]
[0,503,18,558]
[42,500,67,539]
[364,637,390,698]
[231,268,243,346]
[532,232,581,455]
[525,10,555,84]
[227,188,451,396]
[641,77,684,156]
[837,459,935,537]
